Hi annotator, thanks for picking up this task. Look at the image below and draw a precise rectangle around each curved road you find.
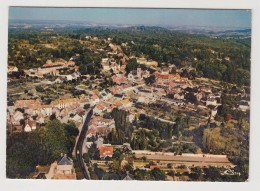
[75,108,93,179]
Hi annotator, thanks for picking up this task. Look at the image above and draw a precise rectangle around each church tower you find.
[137,67,142,79]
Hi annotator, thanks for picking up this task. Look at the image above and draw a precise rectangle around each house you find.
[42,59,66,68]
[210,109,218,120]
[102,58,109,63]
[174,93,185,100]
[64,75,73,81]
[239,100,250,112]
[69,55,80,61]
[51,98,79,109]
[142,70,150,78]
[206,98,218,106]
[109,86,123,95]
[93,103,106,115]
[120,99,132,108]
[101,91,112,101]
[120,57,128,65]
[122,143,133,152]
[54,77,64,84]
[127,72,135,82]
[137,96,147,104]
[67,61,76,67]
[12,110,24,123]
[15,99,41,108]
[24,119,37,132]
[111,74,128,85]
[137,68,142,79]
[146,60,158,67]
[8,66,18,73]
[200,87,212,94]
[76,108,86,116]
[92,90,100,96]
[74,65,80,71]
[56,154,74,174]
[196,92,203,102]
[136,57,147,65]
[70,114,82,124]
[122,172,135,180]
[95,137,104,148]
[85,142,93,149]
[102,62,110,71]
[99,145,113,159]
[161,67,170,75]
[36,115,45,125]
[128,114,135,123]
[120,158,129,170]
[150,165,160,170]
[86,126,97,138]
[114,101,123,108]
[46,154,76,180]
[111,62,121,73]
[109,43,118,51]
[90,94,100,105]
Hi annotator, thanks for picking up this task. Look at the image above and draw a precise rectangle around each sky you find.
[9,7,251,28]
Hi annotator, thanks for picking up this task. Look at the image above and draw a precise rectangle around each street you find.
[75,108,93,179]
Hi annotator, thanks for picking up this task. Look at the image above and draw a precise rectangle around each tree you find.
[43,120,70,162]
[111,108,133,144]
[167,163,173,169]
[204,166,222,181]
[189,167,204,181]
[134,168,147,180]
[83,103,90,110]
[126,58,138,74]
[111,160,120,173]
[6,132,40,178]
[141,156,147,162]
[64,122,79,137]
[144,75,156,85]
[83,153,90,164]
[124,163,134,173]
[6,118,79,178]
[150,168,166,181]
[112,150,122,159]
[88,143,100,160]
[184,92,198,104]
[35,86,45,92]
[79,64,87,75]
[49,113,56,120]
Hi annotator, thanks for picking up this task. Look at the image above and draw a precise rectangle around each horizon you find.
[9,7,251,28]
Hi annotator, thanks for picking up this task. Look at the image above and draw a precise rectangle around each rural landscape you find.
[6,8,251,181]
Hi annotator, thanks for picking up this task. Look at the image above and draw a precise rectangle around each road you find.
[154,116,176,124]
[75,108,93,179]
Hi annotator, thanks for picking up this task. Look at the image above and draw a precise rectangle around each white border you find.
[1,1,260,191]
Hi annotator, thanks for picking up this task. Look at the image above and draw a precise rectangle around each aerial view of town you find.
[6,8,251,181]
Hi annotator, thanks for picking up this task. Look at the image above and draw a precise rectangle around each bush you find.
[35,86,45,92]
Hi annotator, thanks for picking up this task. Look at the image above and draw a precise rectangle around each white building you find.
[46,154,76,180]
[239,100,250,112]
[24,120,37,132]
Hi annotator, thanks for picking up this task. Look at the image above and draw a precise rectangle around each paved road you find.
[75,108,93,179]
[72,114,87,157]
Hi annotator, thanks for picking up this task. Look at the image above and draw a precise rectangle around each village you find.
[7,34,250,181]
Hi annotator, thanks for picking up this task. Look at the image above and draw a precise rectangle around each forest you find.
[6,120,79,178]
[8,26,251,86]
